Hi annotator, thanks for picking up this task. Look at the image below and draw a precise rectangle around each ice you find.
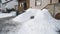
[13,8,41,23]
[17,9,60,34]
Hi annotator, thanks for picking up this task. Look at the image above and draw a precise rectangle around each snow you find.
[0,9,60,34]
[17,9,60,34]
[13,8,41,23]
[2,0,10,3]
[5,0,18,9]
[0,11,16,18]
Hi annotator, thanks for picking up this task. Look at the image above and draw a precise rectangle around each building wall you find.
[30,0,59,9]
[30,0,50,9]
[30,0,59,17]
[52,0,58,4]
[30,0,35,8]
[54,4,60,17]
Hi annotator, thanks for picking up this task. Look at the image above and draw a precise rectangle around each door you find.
[18,0,30,11]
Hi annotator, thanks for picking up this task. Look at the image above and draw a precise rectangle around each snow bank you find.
[0,11,16,18]
[13,8,41,23]
[17,9,59,34]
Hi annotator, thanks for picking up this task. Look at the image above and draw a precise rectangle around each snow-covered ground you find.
[0,9,60,34]
[0,11,16,18]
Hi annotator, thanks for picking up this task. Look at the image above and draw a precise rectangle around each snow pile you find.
[17,9,59,34]
[13,8,41,23]
[5,0,18,9]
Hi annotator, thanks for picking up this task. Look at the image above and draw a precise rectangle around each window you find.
[35,0,42,6]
